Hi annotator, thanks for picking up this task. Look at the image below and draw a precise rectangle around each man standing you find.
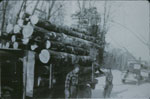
[103,69,113,98]
[64,64,80,99]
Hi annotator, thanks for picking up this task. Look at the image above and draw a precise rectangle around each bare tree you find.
[47,0,56,20]
[15,0,28,23]
[49,2,65,26]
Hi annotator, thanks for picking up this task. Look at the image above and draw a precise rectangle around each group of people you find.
[64,63,113,98]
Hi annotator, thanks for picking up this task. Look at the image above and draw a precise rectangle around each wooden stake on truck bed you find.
[23,51,35,98]
[26,51,35,97]
[49,64,52,89]
[23,55,27,99]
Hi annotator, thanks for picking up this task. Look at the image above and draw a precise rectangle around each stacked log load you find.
[0,13,104,97]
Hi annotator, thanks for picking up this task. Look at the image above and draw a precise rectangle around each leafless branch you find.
[49,4,63,19]
[32,0,40,15]
[16,0,28,23]
[48,0,56,20]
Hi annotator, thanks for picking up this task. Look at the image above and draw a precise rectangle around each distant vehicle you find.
[122,60,143,84]
[122,70,139,84]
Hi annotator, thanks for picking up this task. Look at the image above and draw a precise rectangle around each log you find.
[5,42,10,48]
[0,41,10,49]
[34,26,102,49]
[31,31,90,55]
[30,15,39,25]
[33,26,61,40]
[17,19,24,27]
[9,41,29,50]
[30,44,38,51]
[22,38,30,45]
[13,42,19,49]
[35,19,99,43]
[50,41,89,56]
[16,32,89,55]
[39,49,93,65]
[22,23,34,38]
[71,27,89,35]
[0,40,7,48]
[39,49,51,64]
[11,35,16,42]
[45,40,51,49]
[6,23,13,33]
[14,25,21,34]
[4,28,88,55]
[9,33,22,43]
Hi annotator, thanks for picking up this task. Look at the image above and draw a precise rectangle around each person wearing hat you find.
[64,64,80,99]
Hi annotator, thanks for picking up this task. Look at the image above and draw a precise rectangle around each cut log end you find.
[5,42,10,48]
[31,44,38,51]
[6,24,13,33]
[13,42,19,49]
[17,19,24,27]
[22,38,29,45]
[22,23,34,38]
[45,40,51,49]
[39,49,50,64]
[14,25,21,34]
[30,15,39,25]
[11,35,16,42]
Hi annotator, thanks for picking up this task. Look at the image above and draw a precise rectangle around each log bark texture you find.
[50,41,89,56]
[35,20,101,43]
[39,49,93,65]
[34,26,102,49]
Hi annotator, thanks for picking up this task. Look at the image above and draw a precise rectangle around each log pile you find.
[0,13,103,65]
[0,13,104,91]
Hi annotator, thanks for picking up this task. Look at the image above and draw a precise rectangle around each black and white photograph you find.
[0,0,150,99]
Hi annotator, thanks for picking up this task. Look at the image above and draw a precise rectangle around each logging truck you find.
[0,13,104,98]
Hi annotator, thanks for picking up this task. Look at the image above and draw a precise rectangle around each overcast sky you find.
[106,1,150,62]
[64,1,150,62]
